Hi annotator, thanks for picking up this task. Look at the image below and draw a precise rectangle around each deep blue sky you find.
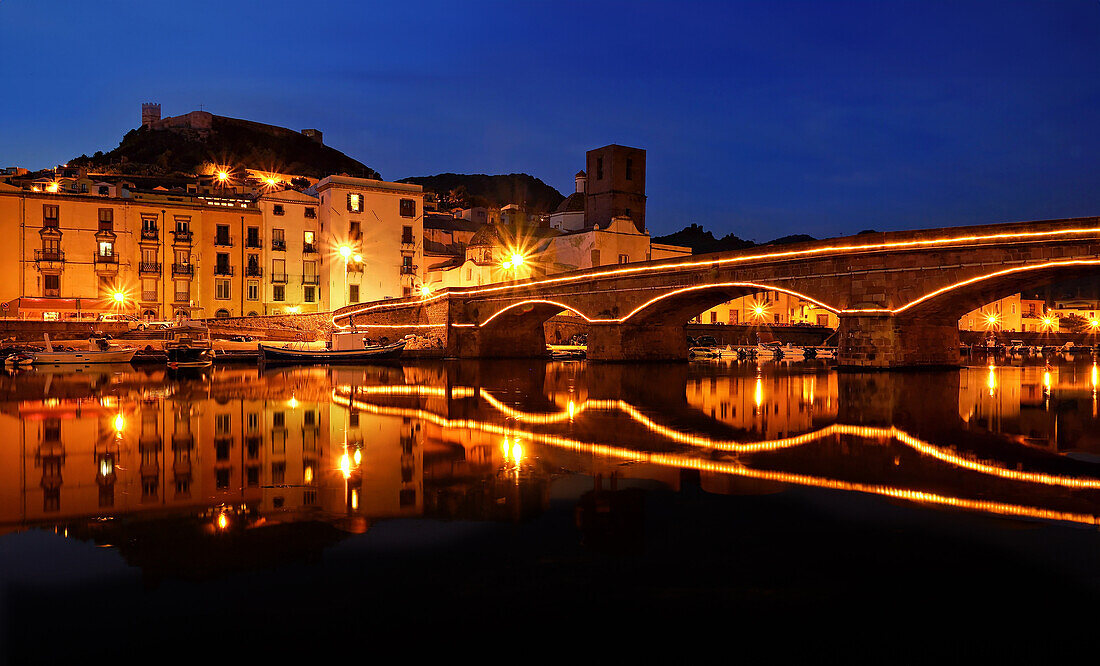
[2,1,1099,239]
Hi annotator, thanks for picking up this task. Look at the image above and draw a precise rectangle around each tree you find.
[1060,313,1089,333]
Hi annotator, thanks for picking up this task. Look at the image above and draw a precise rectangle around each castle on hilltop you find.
[140,102,322,144]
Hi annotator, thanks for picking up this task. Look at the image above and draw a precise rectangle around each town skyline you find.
[3,1,1100,239]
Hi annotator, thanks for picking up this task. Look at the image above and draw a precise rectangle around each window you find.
[591,249,601,266]
[349,285,359,303]
[817,314,829,326]
[246,226,260,247]
[349,221,361,240]
[303,260,317,283]
[304,207,316,219]
[729,310,739,325]
[626,158,633,181]
[216,253,231,274]
[304,286,315,303]
[216,224,231,245]
[402,286,412,297]
[215,279,230,300]
[272,258,286,281]
[347,193,363,213]
[247,281,259,301]
[596,157,604,180]
[709,311,717,324]
[273,412,285,428]
[98,208,113,230]
[98,185,109,196]
[140,280,157,302]
[399,199,416,218]
[142,248,156,264]
[272,228,285,250]
[44,274,60,296]
[272,204,284,216]
[174,281,189,303]
[43,204,59,227]
[401,226,413,244]
[618,254,628,264]
[303,231,316,252]
[273,285,285,302]
[141,216,158,237]
[98,241,114,258]
[175,217,190,233]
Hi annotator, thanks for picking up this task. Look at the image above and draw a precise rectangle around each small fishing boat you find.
[32,335,136,365]
[756,341,807,360]
[259,340,406,364]
[164,322,214,369]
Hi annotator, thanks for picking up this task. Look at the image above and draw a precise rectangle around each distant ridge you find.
[69,113,380,179]
[653,224,818,252]
[399,173,564,212]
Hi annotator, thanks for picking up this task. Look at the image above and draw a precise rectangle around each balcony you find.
[400,265,418,275]
[214,265,234,276]
[141,291,158,302]
[140,228,159,242]
[271,272,288,283]
[303,243,318,254]
[174,293,190,303]
[245,237,263,249]
[245,265,263,277]
[139,262,161,275]
[214,235,233,247]
[172,263,194,277]
[35,249,64,262]
[271,239,286,251]
[172,230,193,244]
[302,275,320,285]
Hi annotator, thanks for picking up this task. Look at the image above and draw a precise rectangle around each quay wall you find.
[0,321,130,342]
[543,317,836,347]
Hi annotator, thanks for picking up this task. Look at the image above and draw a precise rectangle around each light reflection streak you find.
[331,391,1100,526]
[337,386,1100,490]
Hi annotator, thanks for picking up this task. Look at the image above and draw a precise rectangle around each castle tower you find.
[584,144,646,232]
[141,102,161,127]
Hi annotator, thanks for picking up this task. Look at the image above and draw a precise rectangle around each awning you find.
[2,297,115,316]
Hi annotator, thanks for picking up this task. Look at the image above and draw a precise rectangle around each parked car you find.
[694,335,719,348]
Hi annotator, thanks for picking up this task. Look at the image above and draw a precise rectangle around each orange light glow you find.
[45,181,60,193]
[216,513,229,530]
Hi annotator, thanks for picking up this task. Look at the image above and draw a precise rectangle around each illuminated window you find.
[347,193,363,213]
[98,241,114,258]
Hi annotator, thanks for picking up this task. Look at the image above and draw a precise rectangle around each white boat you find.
[32,334,136,365]
[756,341,807,360]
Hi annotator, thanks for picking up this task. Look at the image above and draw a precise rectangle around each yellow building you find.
[959,294,1056,333]
[696,290,840,328]
[312,176,425,307]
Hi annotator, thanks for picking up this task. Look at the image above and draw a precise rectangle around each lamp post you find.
[339,246,352,308]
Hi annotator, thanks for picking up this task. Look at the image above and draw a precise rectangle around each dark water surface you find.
[3,357,1100,659]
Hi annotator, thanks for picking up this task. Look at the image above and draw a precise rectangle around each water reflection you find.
[3,357,1100,570]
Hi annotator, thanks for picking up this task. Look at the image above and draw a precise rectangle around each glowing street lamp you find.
[983,311,1000,330]
[1041,316,1057,331]
[420,284,431,298]
[113,291,125,305]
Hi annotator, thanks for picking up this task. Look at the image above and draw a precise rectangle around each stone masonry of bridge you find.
[334,216,1100,368]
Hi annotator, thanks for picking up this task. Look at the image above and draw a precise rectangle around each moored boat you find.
[32,335,136,365]
[259,340,406,364]
[165,322,214,368]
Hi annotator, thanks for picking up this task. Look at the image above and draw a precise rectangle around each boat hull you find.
[33,349,137,364]
[166,347,214,368]
[259,342,405,364]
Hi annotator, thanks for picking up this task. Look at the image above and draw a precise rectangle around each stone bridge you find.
[333,216,1100,367]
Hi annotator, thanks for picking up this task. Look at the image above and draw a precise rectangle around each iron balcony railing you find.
[303,243,318,254]
[245,237,263,249]
[140,228,159,241]
[139,262,161,274]
[245,266,263,277]
[172,230,193,244]
[35,249,64,262]
[95,254,118,264]
[302,275,320,285]
[271,272,288,283]
[214,235,233,247]
[214,265,234,276]
[172,263,194,277]
[271,239,286,251]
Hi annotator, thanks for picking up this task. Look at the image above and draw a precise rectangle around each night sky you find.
[2,1,1099,240]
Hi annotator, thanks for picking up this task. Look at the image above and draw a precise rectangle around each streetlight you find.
[339,246,353,308]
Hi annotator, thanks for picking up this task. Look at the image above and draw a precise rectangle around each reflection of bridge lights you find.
[987,364,996,396]
[340,451,351,479]
[568,400,575,419]
[288,396,298,409]
[1043,371,1052,393]
[754,376,764,408]
[216,513,229,531]
[350,489,359,510]
[353,448,361,466]
[1091,363,1097,392]
[98,457,112,477]
[114,413,125,433]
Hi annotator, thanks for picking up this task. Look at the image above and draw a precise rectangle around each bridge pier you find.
[586,323,687,362]
[837,314,960,369]
[447,321,550,358]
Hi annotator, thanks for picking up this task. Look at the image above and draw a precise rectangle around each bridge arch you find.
[893,259,1100,322]
[619,282,838,326]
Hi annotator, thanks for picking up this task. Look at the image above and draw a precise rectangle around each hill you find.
[399,173,564,212]
[652,224,756,253]
[69,114,380,179]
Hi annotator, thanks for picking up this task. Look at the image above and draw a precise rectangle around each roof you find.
[424,214,481,233]
[575,170,586,178]
[554,191,585,214]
